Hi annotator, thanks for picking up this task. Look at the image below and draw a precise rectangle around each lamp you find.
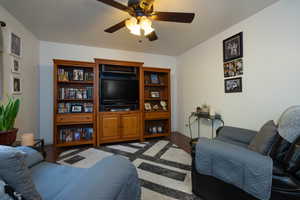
[125,17,141,36]
[140,16,154,36]
[21,133,35,146]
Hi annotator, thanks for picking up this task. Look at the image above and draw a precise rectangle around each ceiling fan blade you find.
[151,12,195,23]
[97,0,131,12]
[147,31,158,41]
[105,20,127,33]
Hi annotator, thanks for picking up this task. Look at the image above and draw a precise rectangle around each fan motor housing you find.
[128,0,140,7]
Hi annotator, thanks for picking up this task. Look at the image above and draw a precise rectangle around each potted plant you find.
[0,97,20,145]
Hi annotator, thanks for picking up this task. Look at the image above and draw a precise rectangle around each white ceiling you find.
[0,0,279,56]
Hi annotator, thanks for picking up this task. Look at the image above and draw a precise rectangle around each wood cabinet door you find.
[120,113,140,139]
[99,114,120,141]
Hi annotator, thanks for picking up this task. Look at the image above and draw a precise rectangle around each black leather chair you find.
[191,127,300,200]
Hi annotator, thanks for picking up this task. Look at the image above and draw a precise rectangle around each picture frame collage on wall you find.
[9,31,22,95]
[223,32,243,93]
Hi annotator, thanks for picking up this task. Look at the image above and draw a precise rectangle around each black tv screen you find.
[101,79,139,102]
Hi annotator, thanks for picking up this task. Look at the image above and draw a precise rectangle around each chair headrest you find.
[278,106,300,143]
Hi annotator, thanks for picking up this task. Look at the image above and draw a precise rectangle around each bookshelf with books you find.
[53,59,97,147]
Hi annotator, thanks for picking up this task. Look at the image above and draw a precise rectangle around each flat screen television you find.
[101,79,139,103]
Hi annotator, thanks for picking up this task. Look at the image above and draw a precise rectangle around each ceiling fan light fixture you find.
[126,17,141,36]
[130,24,141,36]
[140,16,154,35]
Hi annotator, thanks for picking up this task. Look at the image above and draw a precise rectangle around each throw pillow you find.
[0,145,42,200]
[249,120,278,155]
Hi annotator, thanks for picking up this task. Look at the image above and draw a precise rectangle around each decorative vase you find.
[0,128,18,146]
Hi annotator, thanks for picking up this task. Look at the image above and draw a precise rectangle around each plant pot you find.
[0,128,18,146]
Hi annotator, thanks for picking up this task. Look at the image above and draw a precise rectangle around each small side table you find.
[189,113,225,147]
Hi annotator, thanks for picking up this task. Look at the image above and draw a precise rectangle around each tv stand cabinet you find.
[98,111,141,144]
[95,59,144,145]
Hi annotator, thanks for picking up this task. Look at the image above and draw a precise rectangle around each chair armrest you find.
[217,126,257,145]
[16,146,44,168]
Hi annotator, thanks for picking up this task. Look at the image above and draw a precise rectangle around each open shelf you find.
[54,60,96,148]
[142,67,171,140]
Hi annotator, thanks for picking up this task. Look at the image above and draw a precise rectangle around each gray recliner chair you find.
[192,106,300,200]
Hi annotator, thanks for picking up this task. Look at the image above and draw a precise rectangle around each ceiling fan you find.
[97,0,195,41]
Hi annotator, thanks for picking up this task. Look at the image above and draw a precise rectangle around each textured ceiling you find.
[0,0,279,56]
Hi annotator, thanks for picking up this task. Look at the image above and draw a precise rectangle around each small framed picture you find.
[235,59,243,75]
[12,76,22,95]
[223,32,243,62]
[150,91,160,98]
[10,32,21,57]
[12,57,20,74]
[73,70,84,81]
[224,77,242,93]
[144,103,152,111]
[150,73,159,84]
[71,105,83,113]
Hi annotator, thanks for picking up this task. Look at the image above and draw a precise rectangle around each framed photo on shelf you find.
[150,73,159,84]
[12,57,20,74]
[223,32,243,62]
[11,76,22,95]
[144,103,152,111]
[224,77,242,93]
[10,32,21,58]
[71,105,83,113]
[150,91,160,98]
[73,69,84,81]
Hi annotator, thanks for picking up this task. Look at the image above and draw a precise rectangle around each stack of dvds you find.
[59,127,93,142]
[59,87,93,100]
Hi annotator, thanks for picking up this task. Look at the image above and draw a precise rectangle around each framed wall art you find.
[12,76,22,95]
[224,77,242,93]
[12,57,20,74]
[223,32,243,62]
[10,32,21,58]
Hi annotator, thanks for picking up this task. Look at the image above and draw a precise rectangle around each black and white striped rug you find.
[58,140,201,200]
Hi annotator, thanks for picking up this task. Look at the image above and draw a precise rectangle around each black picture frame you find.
[224,77,242,93]
[223,32,243,62]
[10,32,21,57]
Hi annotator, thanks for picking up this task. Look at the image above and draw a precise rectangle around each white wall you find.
[39,41,177,144]
[177,0,300,138]
[0,5,39,138]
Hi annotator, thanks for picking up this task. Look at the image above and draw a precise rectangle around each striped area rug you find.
[58,140,201,200]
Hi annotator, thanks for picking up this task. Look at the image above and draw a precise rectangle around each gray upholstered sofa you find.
[0,146,141,200]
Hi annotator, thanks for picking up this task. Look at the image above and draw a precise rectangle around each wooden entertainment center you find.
[53,59,171,147]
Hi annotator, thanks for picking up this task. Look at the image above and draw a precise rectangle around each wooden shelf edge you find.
[56,140,94,147]
[56,122,94,126]
[58,81,94,84]
[144,133,169,138]
[144,84,167,87]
